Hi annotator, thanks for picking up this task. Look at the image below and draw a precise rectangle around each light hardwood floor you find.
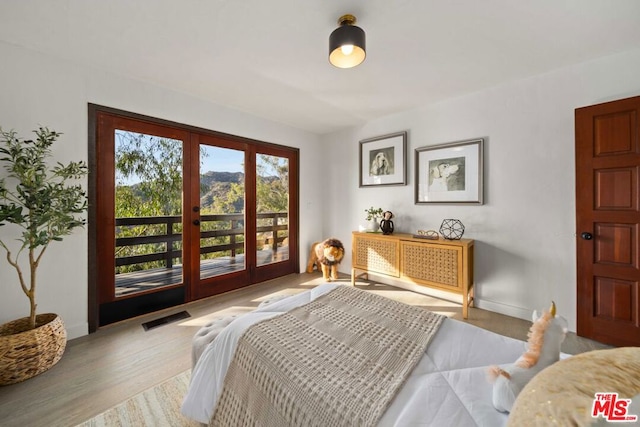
[0,273,611,427]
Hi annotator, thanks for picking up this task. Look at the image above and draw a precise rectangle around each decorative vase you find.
[0,313,67,385]
[368,219,380,232]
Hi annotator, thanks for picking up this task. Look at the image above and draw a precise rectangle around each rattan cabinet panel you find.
[352,234,399,277]
[351,232,474,318]
[401,241,460,289]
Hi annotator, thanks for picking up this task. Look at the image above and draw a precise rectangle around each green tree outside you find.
[114,134,289,276]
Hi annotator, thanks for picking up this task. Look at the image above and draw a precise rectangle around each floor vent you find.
[142,311,191,331]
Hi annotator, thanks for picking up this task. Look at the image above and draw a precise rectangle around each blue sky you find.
[200,145,243,174]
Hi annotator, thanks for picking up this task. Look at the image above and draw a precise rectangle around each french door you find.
[90,106,298,328]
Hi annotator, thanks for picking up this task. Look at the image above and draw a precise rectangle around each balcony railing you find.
[115,212,288,271]
[113,212,288,296]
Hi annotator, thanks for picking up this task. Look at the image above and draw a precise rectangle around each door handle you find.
[580,232,593,240]
[193,219,200,226]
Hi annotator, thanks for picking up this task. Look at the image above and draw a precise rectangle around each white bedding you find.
[182,284,530,426]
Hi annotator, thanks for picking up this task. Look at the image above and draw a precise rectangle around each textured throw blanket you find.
[209,285,445,427]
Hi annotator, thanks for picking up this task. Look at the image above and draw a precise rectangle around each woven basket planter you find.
[0,313,67,385]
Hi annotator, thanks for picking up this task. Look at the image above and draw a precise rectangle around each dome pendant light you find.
[329,14,366,68]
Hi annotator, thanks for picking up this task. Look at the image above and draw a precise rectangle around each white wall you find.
[0,41,324,339]
[3,39,639,340]
[323,48,640,331]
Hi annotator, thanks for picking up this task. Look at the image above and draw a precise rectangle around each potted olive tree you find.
[0,127,87,385]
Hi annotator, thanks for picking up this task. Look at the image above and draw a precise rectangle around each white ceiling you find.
[2,1,640,135]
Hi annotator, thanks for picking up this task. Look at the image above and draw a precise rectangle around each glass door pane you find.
[114,130,183,297]
[199,145,246,279]
[256,154,289,266]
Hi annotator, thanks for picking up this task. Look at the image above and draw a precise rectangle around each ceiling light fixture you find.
[329,14,366,69]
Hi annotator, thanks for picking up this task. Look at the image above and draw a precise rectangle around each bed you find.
[181,283,533,426]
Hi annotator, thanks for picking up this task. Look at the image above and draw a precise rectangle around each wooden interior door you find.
[575,95,640,347]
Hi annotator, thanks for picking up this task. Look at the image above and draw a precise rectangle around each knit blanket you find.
[209,285,445,427]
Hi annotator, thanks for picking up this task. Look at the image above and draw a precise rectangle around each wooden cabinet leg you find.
[461,284,474,319]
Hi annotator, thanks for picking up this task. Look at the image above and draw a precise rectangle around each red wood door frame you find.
[95,112,191,305]
[188,133,252,300]
[88,105,299,331]
[253,144,300,284]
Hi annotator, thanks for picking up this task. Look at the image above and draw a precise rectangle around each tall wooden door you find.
[575,95,640,347]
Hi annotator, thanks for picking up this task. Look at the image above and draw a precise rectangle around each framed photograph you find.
[415,138,484,204]
[359,131,407,187]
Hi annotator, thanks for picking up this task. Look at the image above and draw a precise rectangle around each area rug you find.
[76,370,202,427]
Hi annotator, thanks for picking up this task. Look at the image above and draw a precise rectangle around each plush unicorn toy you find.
[488,301,568,413]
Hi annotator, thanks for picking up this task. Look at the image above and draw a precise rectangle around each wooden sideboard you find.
[351,231,475,318]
